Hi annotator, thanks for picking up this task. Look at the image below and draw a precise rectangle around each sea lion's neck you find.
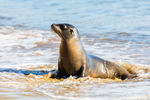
[60,38,85,57]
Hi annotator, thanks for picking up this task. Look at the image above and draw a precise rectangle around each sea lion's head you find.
[51,24,79,40]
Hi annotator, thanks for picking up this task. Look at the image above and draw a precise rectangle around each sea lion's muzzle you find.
[51,24,60,33]
[51,24,63,37]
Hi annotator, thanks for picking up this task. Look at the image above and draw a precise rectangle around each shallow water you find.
[0,0,150,100]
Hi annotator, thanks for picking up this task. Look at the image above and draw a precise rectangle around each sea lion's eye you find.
[60,25,64,29]
[70,29,73,34]
[60,25,67,30]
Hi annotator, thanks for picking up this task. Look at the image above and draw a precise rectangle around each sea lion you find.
[51,24,136,80]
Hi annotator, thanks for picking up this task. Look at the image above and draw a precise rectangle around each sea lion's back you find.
[87,55,108,78]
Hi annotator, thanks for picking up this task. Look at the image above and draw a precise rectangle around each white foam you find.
[0,26,59,66]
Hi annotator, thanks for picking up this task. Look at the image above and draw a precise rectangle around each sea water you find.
[0,0,150,100]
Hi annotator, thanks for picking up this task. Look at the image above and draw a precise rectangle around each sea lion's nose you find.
[51,24,57,29]
[51,24,60,28]
[51,24,55,27]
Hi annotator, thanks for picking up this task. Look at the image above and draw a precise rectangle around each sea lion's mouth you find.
[51,24,61,35]
[51,24,65,40]
[51,24,59,33]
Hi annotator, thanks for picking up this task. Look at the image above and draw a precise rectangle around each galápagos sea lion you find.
[51,24,137,80]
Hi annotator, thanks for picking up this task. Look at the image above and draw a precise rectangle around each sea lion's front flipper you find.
[78,66,85,77]
[49,70,58,78]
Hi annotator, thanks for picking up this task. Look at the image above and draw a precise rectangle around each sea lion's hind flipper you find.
[117,73,137,80]
[127,73,138,79]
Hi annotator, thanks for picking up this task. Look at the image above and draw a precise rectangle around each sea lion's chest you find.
[60,40,85,74]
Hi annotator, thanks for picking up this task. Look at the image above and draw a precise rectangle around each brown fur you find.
[51,24,137,80]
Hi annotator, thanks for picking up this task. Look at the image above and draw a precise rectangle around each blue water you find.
[1,0,150,34]
[0,1,150,100]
